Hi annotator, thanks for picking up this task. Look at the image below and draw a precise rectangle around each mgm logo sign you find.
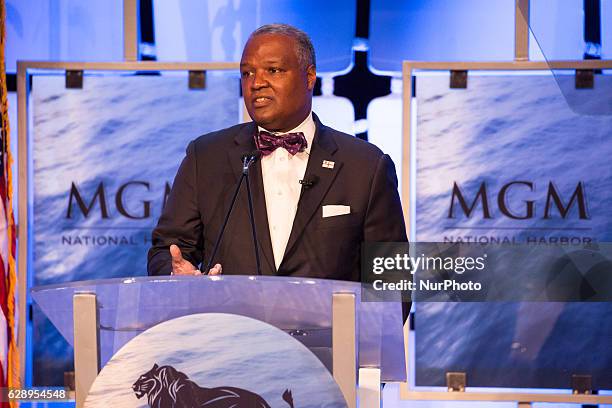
[448,181,589,220]
[65,181,172,220]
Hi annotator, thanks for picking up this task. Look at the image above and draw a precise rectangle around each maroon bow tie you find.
[255,130,308,156]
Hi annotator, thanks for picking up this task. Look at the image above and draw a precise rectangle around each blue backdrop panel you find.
[369,0,514,73]
[6,0,123,73]
[30,72,240,384]
[153,0,355,73]
[530,0,612,61]
[413,72,612,389]
[529,0,584,61]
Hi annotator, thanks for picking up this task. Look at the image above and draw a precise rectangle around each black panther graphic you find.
[132,363,295,407]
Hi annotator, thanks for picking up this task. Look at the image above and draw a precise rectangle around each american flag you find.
[0,0,20,405]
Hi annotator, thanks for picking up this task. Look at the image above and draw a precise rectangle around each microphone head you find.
[241,150,262,162]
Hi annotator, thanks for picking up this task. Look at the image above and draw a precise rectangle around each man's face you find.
[240,33,316,132]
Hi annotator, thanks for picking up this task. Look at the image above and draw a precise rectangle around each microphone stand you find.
[206,151,262,275]
[244,157,262,276]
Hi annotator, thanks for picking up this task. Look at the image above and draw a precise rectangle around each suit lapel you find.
[228,124,276,274]
[281,119,342,267]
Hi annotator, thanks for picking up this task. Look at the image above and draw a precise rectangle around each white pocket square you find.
[322,205,351,218]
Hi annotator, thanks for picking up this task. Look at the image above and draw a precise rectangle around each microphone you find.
[241,150,261,175]
[206,150,263,276]
[299,175,319,189]
[241,150,262,162]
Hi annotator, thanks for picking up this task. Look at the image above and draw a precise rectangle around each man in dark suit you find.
[147,24,407,279]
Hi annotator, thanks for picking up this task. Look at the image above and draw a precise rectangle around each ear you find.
[153,363,159,369]
[306,64,316,91]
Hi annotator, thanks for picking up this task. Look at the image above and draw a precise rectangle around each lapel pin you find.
[322,160,335,169]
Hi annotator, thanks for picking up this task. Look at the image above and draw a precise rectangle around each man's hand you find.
[169,244,222,276]
[208,263,222,276]
[170,244,199,275]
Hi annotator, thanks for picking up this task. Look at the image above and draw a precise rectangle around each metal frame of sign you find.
[400,58,612,406]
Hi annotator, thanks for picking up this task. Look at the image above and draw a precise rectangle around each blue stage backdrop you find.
[369,0,612,73]
[153,0,356,73]
[6,0,124,73]
[30,72,240,384]
[413,72,612,389]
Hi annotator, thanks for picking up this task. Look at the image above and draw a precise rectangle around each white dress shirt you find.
[258,112,316,269]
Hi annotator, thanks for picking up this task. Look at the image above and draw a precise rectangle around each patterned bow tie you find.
[255,130,308,156]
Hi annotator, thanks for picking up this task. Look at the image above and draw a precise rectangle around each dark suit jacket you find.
[147,115,407,281]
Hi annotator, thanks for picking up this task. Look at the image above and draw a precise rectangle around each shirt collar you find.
[257,111,316,154]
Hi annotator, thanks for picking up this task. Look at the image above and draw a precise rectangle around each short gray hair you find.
[250,24,316,70]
